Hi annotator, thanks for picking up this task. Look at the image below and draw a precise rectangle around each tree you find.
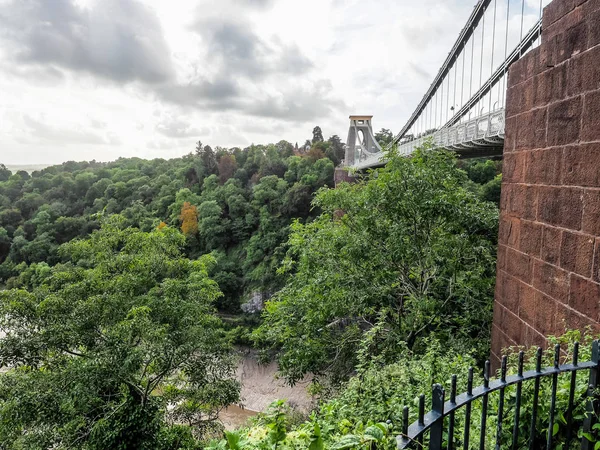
[481,174,502,204]
[464,159,498,185]
[326,135,345,166]
[218,154,238,185]
[375,128,394,147]
[0,164,11,182]
[179,201,199,237]
[0,220,239,448]
[201,145,218,175]
[254,145,499,384]
[312,126,324,144]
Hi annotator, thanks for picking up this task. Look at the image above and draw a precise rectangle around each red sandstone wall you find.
[492,0,600,364]
[334,167,357,187]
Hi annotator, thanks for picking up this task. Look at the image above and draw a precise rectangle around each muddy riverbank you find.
[220,349,314,430]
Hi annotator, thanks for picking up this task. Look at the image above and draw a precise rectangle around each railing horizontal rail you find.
[397,340,600,450]
[403,361,597,440]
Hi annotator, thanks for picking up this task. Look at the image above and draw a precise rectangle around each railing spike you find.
[451,375,457,403]
[518,351,525,377]
[467,367,474,395]
[535,347,543,373]
[418,394,425,426]
[402,406,409,436]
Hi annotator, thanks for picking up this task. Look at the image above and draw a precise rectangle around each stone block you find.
[553,301,571,334]
[534,292,558,335]
[538,186,583,230]
[583,0,600,15]
[504,116,517,152]
[515,108,548,151]
[508,56,530,89]
[525,326,548,349]
[534,65,567,107]
[506,247,533,284]
[497,244,508,271]
[567,45,600,95]
[525,147,563,185]
[564,143,600,187]
[581,91,600,143]
[582,189,600,234]
[559,230,595,277]
[499,216,521,248]
[544,0,577,32]
[519,220,543,257]
[505,184,539,221]
[569,274,600,322]
[518,282,538,325]
[542,225,563,265]
[533,259,571,304]
[547,96,582,147]
[556,18,588,64]
[588,7,600,48]
[506,84,524,118]
[592,238,600,282]
[505,313,527,344]
[503,152,527,183]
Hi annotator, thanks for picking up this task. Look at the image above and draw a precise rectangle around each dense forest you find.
[4,132,590,450]
[0,128,346,313]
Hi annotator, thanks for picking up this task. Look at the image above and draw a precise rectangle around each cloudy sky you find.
[0,0,539,165]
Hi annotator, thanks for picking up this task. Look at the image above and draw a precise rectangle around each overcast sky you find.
[0,0,533,165]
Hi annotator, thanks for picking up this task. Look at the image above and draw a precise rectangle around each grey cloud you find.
[0,62,65,85]
[156,79,240,108]
[155,117,210,139]
[248,81,347,122]
[193,18,313,80]
[0,0,174,84]
[21,115,114,146]
[151,10,330,122]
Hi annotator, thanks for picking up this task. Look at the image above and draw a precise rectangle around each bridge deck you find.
[350,108,505,170]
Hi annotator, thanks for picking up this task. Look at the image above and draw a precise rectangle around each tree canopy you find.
[0,135,341,312]
[254,145,499,384]
[0,219,239,448]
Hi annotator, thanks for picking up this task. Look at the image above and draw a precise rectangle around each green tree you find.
[312,126,324,144]
[254,145,499,384]
[0,219,239,448]
[375,128,394,147]
[0,164,11,182]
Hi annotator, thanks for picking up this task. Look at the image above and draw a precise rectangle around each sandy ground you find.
[236,349,313,413]
[219,349,314,430]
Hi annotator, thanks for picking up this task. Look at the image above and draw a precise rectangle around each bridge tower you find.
[345,116,382,166]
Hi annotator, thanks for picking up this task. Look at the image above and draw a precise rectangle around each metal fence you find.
[397,340,599,450]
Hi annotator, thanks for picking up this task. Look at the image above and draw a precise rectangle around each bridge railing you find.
[397,340,599,450]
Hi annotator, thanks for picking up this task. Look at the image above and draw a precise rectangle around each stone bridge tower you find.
[345,115,382,166]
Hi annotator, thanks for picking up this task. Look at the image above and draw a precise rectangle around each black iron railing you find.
[397,340,599,450]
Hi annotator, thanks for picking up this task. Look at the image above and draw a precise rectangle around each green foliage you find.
[0,135,339,311]
[254,144,499,384]
[206,341,477,449]
[0,220,239,448]
[481,174,502,204]
[375,128,394,148]
[209,332,599,450]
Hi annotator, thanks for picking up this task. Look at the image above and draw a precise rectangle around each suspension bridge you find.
[345,0,550,170]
